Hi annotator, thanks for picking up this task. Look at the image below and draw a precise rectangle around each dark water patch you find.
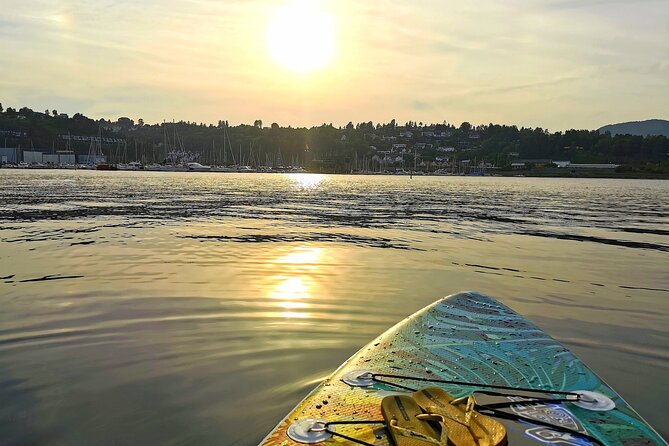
[619,285,669,293]
[620,227,669,236]
[529,276,547,281]
[471,213,529,224]
[18,274,84,283]
[512,296,661,316]
[70,240,95,246]
[0,274,15,280]
[473,270,504,276]
[179,233,423,251]
[523,231,669,252]
[2,205,148,222]
[465,263,500,271]
[591,283,605,287]
[552,278,571,283]
[3,235,76,243]
[0,328,99,347]
[532,315,669,367]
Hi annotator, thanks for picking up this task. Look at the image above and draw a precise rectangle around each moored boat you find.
[187,162,211,172]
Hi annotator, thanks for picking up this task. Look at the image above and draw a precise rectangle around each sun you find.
[267,0,336,74]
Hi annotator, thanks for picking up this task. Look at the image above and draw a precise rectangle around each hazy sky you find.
[1,0,668,130]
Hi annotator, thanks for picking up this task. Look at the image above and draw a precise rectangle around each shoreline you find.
[1,165,668,180]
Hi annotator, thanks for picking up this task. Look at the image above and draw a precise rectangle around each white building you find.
[43,154,59,164]
[57,151,76,164]
[569,163,619,169]
[43,151,76,165]
[23,151,43,164]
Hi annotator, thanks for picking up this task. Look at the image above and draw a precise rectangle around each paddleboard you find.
[260,292,665,445]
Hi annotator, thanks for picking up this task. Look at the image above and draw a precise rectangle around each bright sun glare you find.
[267,0,336,74]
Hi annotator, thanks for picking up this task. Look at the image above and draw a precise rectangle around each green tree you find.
[52,109,58,117]
[0,103,3,113]
[254,119,263,128]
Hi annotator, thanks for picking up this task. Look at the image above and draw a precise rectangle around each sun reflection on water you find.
[271,277,310,309]
[276,246,324,270]
[267,246,326,318]
[286,173,325,190]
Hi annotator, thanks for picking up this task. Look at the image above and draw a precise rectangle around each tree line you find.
[0,104,667,167]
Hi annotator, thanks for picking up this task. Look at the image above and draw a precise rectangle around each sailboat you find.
[90,126,117,170]
[211,126,240,172]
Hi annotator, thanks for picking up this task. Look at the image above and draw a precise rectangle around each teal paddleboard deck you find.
[261,292,665,446]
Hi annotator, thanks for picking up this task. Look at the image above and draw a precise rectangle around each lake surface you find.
[0,170,667,444]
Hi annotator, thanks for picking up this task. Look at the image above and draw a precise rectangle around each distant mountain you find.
[598,119,669,137]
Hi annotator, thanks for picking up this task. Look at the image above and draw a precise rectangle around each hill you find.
[598,119,669,137]
[0,106,667,175]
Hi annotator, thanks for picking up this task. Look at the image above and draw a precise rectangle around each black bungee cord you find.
[370,372,582,397]
[315,371,607,446]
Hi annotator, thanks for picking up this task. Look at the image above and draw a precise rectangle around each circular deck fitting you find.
[342,370,375,387]
[287,418,333,443]
[572,390,616,411]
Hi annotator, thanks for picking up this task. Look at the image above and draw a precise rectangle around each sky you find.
[0,0,668,131]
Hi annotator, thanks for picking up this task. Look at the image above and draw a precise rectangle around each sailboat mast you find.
[414,146,417,172]
[223,129,227,164]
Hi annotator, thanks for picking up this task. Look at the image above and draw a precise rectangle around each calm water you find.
[0,170,667,444]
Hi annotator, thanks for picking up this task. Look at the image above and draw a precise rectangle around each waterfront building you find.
[0,147,20,164]
[23,151,43,164]
[569,163,619,169]
[56,150,76,165]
